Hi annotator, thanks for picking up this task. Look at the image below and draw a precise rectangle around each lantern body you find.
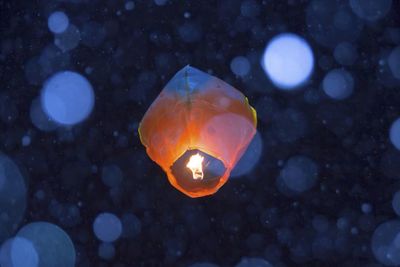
[139,66,257,197]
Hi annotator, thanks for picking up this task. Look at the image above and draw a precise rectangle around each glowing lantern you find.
[138,66,257,198]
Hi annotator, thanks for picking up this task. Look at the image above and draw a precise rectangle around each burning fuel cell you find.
[138,66,257,198]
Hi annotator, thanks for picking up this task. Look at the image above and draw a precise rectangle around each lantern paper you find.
[139,66,257,198]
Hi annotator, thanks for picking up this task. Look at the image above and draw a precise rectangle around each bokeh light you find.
[121,213,141,238]
[93,213,122,242]
[16,222,76,267]
[390,118,400,150]
[322,69,354,100]
[240,0,260,18]
[231,131,263,178]
[393,191,400,216]
[154,0,168,6]
[261,33,314,90]
[30,98,58,131]
[98,242,115,260]
[0,237,38,267]
[0,154,27,243]
[371,220,400,266]
[388,46,400,79]
[334,42,358,66]
[178,22,202,43]
[349,0,392,22]
[125,1,135,11]
[306,0,364,48]
[54,25,81,52]
[230,56,251,77]
[11,237,39,267]
[48,11,69,34]
[279,155,319,194]
[41,71,95,125]
[361,203,373,214]
[101,164,123,188]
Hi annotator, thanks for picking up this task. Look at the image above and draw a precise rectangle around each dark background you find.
[1,0,400,266]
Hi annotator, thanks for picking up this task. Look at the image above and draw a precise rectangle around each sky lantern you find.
[138,66,257,198]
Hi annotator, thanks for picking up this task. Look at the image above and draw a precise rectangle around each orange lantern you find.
[138,66,257,198]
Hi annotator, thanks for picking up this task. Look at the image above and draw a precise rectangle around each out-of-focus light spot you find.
[307,0,364,48]
[1,238,38,267]
[35,190,45,200]
[390,118,400,150]
[37,44,71,78]
[261,33,314,90]
[10,237,39,267]
[0,238,14,267]
[178,22,202,43]
[312,215,330,233]
[361,203,373,214]
[377,51,400,88]
[349,0,392,22]
[240,0,260,17]
[21,135,31,147]
[322,69,354,100]
[388,46,400,79]
[16,222,75,267]
[49,201,81,228]
[279,155,318,194]
[125,1,135,10]
[98,242,115,260]
[337,217,350,231]
[93,213,122,242]
[231,131,262,178]
[351,227,359,235]
[30,98,57,132]
[0,154,27,243]
[393,191,400,216]
[334,42,358,66]
[230,56,251,77]
[0,237,38,267]
[154,0,168,6]
[54,25,81,52]
[371,220,400,266]
[48,11,69,34]
[101,164,123,188]
[235,257,273,267]
[41,71,94,125]
[121,213,141,238]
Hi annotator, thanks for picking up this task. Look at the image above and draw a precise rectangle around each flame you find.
[186,153,204,180]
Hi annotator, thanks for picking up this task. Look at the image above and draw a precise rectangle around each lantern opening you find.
[171,149,226,193]
[186,153,205,180]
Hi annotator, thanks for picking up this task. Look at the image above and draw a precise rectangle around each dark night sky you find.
[1,0,400,266]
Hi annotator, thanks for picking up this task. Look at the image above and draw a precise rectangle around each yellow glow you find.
[186,153,204,180]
